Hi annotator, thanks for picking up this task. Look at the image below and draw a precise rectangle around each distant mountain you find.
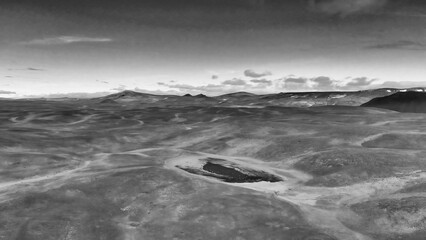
[97,90,169,103]
[258,89,403,107]
[88,88,426,108]
[194,94,208,98]
[362,92,426,113]
[263,89,400,100]
[182,93,209,98]
[217,92,257,98]
[101,90,156,99]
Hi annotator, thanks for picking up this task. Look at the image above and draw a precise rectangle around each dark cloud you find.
[244,69,272,78]
[284,77,308,84]
[311,76,336,90]
[309,0,388,16]
[367,40,426,50]
[282,77,309,90]
[345,77,377,87]
[4,0,270,9]
[0,90,16,94]
[211,75,218,79]
[27,67,44,71]
[250,79,272,85]
[0,0,309,31]
[222,78,248,86]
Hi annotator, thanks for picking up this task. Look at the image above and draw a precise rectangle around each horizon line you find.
[2,87,426,100]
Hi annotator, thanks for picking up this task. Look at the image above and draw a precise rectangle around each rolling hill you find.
[362,92,426,113]
[91,88,422,108]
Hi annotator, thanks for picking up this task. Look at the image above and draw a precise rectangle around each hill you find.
[64,88,426,108]
[362,92,426,113]
[96,90,169,103]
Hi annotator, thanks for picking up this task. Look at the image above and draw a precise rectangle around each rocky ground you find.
[1,96,426,240]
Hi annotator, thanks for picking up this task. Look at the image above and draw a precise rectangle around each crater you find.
[177,157,282,183]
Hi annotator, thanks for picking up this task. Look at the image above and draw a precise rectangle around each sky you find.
[1,0,426,97]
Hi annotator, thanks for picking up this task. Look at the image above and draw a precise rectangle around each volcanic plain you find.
[1,90,426,240]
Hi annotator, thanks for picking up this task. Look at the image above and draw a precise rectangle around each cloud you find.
[27,67,44,71]
[111,85,128,91]
[0,90,16,95]
[277,75,377,91]
[158,78,264,95]
[284,78,308,84]
[244,69,272,78]
[158,83,224,92]
[366,40,426,50]
[8,67,45,71]
[311,76,336,90]
[211,75,219,79]
[373,81,426,89]
[250,79,272,86]
[22,36,113,46]
[308,0,388,16]
[96,79,109,84]
[345,77,377,87]
[157,75,384,95]
[281,77,309,91]
[222,78,248,86]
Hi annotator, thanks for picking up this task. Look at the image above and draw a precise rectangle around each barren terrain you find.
[1,92,426,240]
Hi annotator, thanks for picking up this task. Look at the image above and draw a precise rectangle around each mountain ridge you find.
[99,87,426,100]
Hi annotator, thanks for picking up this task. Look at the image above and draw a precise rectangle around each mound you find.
[194,94,208,98]
[293,149,424,187]
[362,92,426,113]
[217,92,257,98]
[99,99,118,104]
[350,197,426,239]
[97,90,166,103]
